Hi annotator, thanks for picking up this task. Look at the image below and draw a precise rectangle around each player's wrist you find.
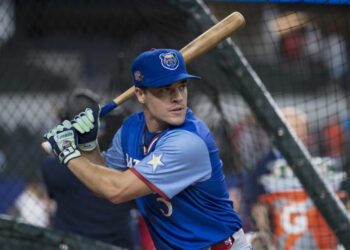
[78,140,98,151]
[59,146,81,165]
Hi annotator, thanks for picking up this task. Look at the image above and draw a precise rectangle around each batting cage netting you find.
[0,0,350,249]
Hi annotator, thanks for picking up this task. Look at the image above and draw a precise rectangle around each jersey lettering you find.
[126,153,140,168]
[156,197,173,217]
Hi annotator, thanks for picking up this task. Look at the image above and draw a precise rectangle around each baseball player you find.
[44,48,251,249]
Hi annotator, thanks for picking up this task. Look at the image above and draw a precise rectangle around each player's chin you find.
[167,114,186,127]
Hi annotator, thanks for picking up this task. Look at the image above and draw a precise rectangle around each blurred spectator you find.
[280,29,305,61]
[245,231,276,250]
[41,88,137,249]
[11,178,53,227]
[226,113,271,233]
[305,24,349,89]
[304,23,323,67]
[230,113,271,172]
[322,119,346,164]
[0,173,51,228]
[249,107,344,249]
[0,176,26,217]
[322,33,349,84]
[339,111,350,210]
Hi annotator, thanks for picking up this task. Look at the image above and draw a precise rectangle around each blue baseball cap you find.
[132,48,200,88]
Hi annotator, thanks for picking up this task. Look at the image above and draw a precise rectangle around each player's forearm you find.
[81,147,106,166]
[67,156,124,202]
[67,152,153,204]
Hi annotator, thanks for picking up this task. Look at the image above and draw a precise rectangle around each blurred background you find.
[0,0,350,249]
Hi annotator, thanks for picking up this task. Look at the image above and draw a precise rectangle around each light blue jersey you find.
[104,108,242,249]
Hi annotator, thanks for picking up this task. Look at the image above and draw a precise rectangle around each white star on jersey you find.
[148,153,164,172]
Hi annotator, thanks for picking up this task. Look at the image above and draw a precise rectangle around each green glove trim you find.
[72,106,100,152]
[73,109,94,133]
[45,120,81,165]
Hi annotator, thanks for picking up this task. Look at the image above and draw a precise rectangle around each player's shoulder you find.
[160,128,208,155]
[183,108,211,133]
[164,128,202,141]
[121,112,145,133]
[181,108,217,148]
[123,111,144,124]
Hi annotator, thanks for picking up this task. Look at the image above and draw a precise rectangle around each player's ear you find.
[135,87,146,104]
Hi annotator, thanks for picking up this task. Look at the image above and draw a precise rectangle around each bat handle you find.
[100,86,136,117]
[100,101,118,117]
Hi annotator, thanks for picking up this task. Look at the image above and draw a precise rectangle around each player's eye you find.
[178,82,187,91]
[163,87,172,93]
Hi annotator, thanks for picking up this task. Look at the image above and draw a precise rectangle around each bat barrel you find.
[181,11,245,64]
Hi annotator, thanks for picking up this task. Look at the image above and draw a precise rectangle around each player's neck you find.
[144,116,169,133]
[145,122,168,133]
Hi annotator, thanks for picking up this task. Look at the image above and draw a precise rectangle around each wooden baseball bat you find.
[100,11,245,117]
[42,11,245,154]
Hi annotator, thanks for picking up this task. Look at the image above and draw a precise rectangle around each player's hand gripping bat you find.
[41,11,245,154]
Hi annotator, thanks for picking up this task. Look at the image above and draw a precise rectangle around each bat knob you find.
[41,141,53,155]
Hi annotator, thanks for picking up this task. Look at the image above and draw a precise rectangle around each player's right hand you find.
[43,120,81,165]
[71,105,101,151]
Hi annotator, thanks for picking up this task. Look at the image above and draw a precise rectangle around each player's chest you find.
[124,128,162,168]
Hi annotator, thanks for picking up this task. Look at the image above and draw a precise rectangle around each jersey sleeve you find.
[103,126,128,171]
[130,129,212,200]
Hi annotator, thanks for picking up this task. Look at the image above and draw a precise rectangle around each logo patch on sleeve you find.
[147,153,164,172]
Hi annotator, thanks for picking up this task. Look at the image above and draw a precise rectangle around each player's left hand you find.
[71,105,101,151]
[44,120,81,165]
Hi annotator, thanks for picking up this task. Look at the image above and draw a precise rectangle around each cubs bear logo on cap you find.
[131,48,200,88]
[159,52,179,70]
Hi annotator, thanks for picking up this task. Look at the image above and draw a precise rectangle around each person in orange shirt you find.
[249,107,344,250]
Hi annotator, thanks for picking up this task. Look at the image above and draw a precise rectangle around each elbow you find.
[98,170,135,204]
[93,171,127,204]
[99,182,124,204]
[107,185,134,204]
[102,180,128,204]
[107,191,124,204]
